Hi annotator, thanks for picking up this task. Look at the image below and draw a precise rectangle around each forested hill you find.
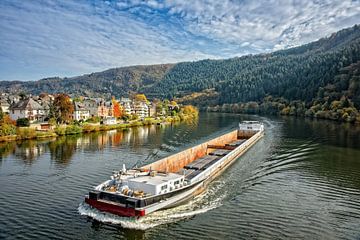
[148,24,360,107]
[1,25,360,112]
[0,64,175,99]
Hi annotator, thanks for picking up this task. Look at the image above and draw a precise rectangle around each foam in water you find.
[78,180,227,230]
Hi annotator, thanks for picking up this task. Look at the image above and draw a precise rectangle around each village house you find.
[97,101,109,118]
[134,101,149,119]
[120,97,133,115]
[9,98,47,122]
[105,101,113,117]
[34,95,53,118]
[83,98,98,117]
[73,102,90,121]
[0,98,10,113]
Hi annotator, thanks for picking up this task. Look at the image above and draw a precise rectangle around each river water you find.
[0,113,360,239]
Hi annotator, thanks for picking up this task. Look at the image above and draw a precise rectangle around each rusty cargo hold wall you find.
[141,130,239,173]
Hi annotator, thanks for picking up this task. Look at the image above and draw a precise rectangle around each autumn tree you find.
[135,94,148,103]
[112,97,123,118]
[181,105,199,116]
[0,115,16,136]
[53,94,74,124]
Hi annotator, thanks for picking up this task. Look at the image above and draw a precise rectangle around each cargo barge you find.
[85,121,264,217]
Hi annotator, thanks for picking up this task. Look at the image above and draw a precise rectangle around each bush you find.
[54,126,66,135]
[129,121,143,127]
[83,124,100,133]
[49,118,57,126]
[17,127,36,139]
[122,114,131,122]
[16,118,30,127]
[131,114,139,120]
[143,118,155,125]
[36,131,56,138]
[165,116,173,123]
[86,117,101,123]
[0,124,17,136]
[65,125,82,135]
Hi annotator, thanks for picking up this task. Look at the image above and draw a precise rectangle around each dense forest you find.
[1,25,360,122]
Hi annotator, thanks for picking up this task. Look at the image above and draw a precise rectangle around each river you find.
[1,113,360,239]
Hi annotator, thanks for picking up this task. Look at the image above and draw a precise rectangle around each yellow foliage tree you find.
[135,94,148,103]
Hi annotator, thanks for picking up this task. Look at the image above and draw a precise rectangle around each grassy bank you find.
[0,115,193,142]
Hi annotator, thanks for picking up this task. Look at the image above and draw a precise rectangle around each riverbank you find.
[0,115,196,142]
[205,100,360,124]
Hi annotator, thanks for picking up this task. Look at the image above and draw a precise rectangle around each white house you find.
[0,98,10,113]
[9,98,47,122]
[73,102,90,121]
[134,101,149,119]
[120,97,133,115]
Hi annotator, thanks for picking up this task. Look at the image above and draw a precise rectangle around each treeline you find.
[206,60,360,123]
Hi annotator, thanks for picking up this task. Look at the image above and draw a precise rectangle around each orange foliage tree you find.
[53,94,74,123]
[112,97,123,118]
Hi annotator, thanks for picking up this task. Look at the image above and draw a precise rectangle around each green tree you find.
[16,118,30,127]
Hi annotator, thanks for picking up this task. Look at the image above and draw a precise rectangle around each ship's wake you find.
[78,180,226,230]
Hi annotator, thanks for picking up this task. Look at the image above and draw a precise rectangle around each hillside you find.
[0,64,174,99]
[1,25,360,112]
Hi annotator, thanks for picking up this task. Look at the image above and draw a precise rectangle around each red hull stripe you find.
[85,197,145,217]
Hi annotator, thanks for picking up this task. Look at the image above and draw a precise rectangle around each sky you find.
[0,0,360,81]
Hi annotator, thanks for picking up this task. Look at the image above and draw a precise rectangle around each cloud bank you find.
[0,0,359,80]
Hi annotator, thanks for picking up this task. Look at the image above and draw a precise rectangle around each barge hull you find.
[85,197,145,217]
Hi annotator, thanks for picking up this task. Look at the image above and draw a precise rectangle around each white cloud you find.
[129,0,360,50]
[0,0,218,80]
[0,0,359,80]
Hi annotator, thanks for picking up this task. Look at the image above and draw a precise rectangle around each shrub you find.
[129,121,143,127]
[131,114,139,120]
[17,127,36,139]
[36,131,56,138]
[122,114,131,122]
[49,118,57,126]
[16,118,30,127]
[83,124,100,133]
[86,117,101,123]
[143,118,155,125]
[1,115,16,125]
[0,124,17,136]
[165,116,173,123]
[54,126,66,135]
[65,125,82,135]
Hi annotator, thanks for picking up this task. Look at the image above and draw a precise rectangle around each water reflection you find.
[15,141,46,163]
[48,136,78,166]
[0,123,194,167]
[0,141,16,162]
[280,116,360,148]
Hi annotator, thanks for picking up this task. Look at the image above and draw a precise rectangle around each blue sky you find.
[0,0,360,81]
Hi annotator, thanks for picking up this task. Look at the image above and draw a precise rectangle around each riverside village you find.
[0,92,198,141]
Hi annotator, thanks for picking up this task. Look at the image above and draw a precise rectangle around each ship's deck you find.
[177,137,247,181]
